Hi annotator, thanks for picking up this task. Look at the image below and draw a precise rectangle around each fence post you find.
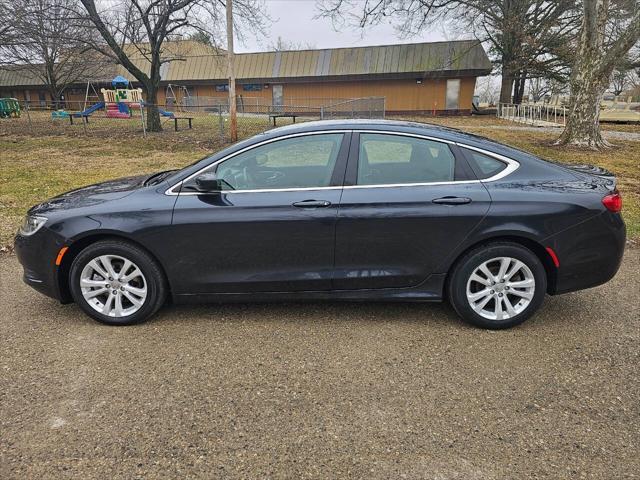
[218,108,225,142]
[140,103,146,137]
[24,101,33,133]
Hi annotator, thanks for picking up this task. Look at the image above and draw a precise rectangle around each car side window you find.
[188,134,344,191]
[463,149,507,179]
[357,133,456,185]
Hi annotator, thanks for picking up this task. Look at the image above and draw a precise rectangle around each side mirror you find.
[195,173,225,192]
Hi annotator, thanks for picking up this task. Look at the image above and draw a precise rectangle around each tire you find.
[69,240,167,326]
[447,242,547,329]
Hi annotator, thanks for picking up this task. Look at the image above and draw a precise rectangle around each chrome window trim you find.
[165,130,351,196]
[355,130,456,144]
[165,129,521,196]
[456,144,520,182]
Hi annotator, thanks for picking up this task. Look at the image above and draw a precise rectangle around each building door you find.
[272,84,283,112]
[446,79,461,110]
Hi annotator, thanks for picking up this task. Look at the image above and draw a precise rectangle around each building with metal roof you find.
[0,40,492,114]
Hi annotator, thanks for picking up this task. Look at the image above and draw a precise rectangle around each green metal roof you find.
[0,40,491,88]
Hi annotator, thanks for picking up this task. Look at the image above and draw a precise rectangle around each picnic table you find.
[269,113,297,126]
[172,116,193,131]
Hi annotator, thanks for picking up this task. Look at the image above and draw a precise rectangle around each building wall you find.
[6,76,478,113]
[157,77,478,113]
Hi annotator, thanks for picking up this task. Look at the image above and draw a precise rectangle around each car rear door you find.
[333,131,491,290]
[168,131,351,294]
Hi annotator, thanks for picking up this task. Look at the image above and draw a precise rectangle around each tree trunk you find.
[513,72,526,104]
[145,86,162,132]
[555,72,609,149]
[499,69,515,104]
[555,0,612,149]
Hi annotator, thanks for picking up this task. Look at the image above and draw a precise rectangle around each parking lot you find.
[1,249,638,479]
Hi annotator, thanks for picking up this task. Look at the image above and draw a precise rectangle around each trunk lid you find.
[561,164,617,191]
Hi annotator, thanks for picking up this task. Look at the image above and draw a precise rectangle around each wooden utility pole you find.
[226,0,237,142]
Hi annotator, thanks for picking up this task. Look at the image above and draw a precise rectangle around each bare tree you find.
[0,4,14,50]
[610,54,638,95]
[267,36,316,51]
[317,0,578,104]
[0,0,105,107]
[476,75,500,105]
[79,0,267,131]
[555,0,640,149]
[528,77,553,102]
[611,65,631,95]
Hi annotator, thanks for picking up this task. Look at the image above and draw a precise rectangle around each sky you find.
[235,0,449,53]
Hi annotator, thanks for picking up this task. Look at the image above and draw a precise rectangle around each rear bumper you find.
[14,228,66,301]
[546,211,626,295]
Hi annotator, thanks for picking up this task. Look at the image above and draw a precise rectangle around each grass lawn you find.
[0,115,638,249]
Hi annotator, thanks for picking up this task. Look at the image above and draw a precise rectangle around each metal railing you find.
[497,102,567,126]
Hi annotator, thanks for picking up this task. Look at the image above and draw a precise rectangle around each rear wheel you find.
[69,240,167,325]
[448,242,547,329]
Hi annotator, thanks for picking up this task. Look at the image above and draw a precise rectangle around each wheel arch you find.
[444,234,558,296]
[57,233,172,303]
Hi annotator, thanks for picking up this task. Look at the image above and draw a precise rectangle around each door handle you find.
[432,196,472,205]
[292,199,332,208]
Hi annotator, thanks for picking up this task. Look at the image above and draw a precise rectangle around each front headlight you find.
[19,215,47,236]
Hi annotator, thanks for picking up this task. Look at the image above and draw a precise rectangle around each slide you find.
[140,101,174,118]
[73,101,105,117]
[158,107,175,118]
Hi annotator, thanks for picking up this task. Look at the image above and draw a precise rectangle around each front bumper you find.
[14,228,66,301]
[547,211,626,295]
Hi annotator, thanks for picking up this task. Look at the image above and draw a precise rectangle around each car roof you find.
[263,119,552,166]
[264,118,494,146]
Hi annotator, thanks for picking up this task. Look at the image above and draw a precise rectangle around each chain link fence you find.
[0,97,385,145]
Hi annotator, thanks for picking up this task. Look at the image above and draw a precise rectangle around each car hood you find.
[29,174,148,215]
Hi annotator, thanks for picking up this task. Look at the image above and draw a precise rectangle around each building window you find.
[242,84,263,92]
[215,84,229,92]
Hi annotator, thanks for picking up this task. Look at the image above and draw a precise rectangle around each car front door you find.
[333,132,491,290]
[168,131,350,294]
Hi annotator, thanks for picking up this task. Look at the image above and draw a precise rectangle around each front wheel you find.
[447,242,547,329]
[69,240,167,326]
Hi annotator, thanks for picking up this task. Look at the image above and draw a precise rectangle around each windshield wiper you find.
[144,170,176,186]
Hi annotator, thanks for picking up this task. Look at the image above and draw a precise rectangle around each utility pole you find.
[226,0,237,142]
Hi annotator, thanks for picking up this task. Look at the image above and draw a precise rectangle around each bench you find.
[172,116,193,131]
[69,114,90,125]
[269,113,297,126]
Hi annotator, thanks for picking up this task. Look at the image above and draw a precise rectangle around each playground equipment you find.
[0,98,21,118]
[166,84,192,111]
[101,76,143,119]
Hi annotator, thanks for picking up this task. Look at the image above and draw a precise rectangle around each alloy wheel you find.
[79,255,147,317]
[466,256,536,321]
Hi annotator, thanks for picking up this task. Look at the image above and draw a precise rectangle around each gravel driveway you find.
[1,251,638,479]
[472,124,640,142]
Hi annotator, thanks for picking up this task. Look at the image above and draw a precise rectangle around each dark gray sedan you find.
[15,120,625,328]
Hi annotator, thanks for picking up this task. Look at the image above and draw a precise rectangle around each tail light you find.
[602,190,622,213]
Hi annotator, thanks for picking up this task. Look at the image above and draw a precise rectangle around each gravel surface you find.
[1,251,639,479]
[472,125,640,142]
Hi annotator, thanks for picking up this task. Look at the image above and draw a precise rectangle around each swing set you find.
[165,84,192,111]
